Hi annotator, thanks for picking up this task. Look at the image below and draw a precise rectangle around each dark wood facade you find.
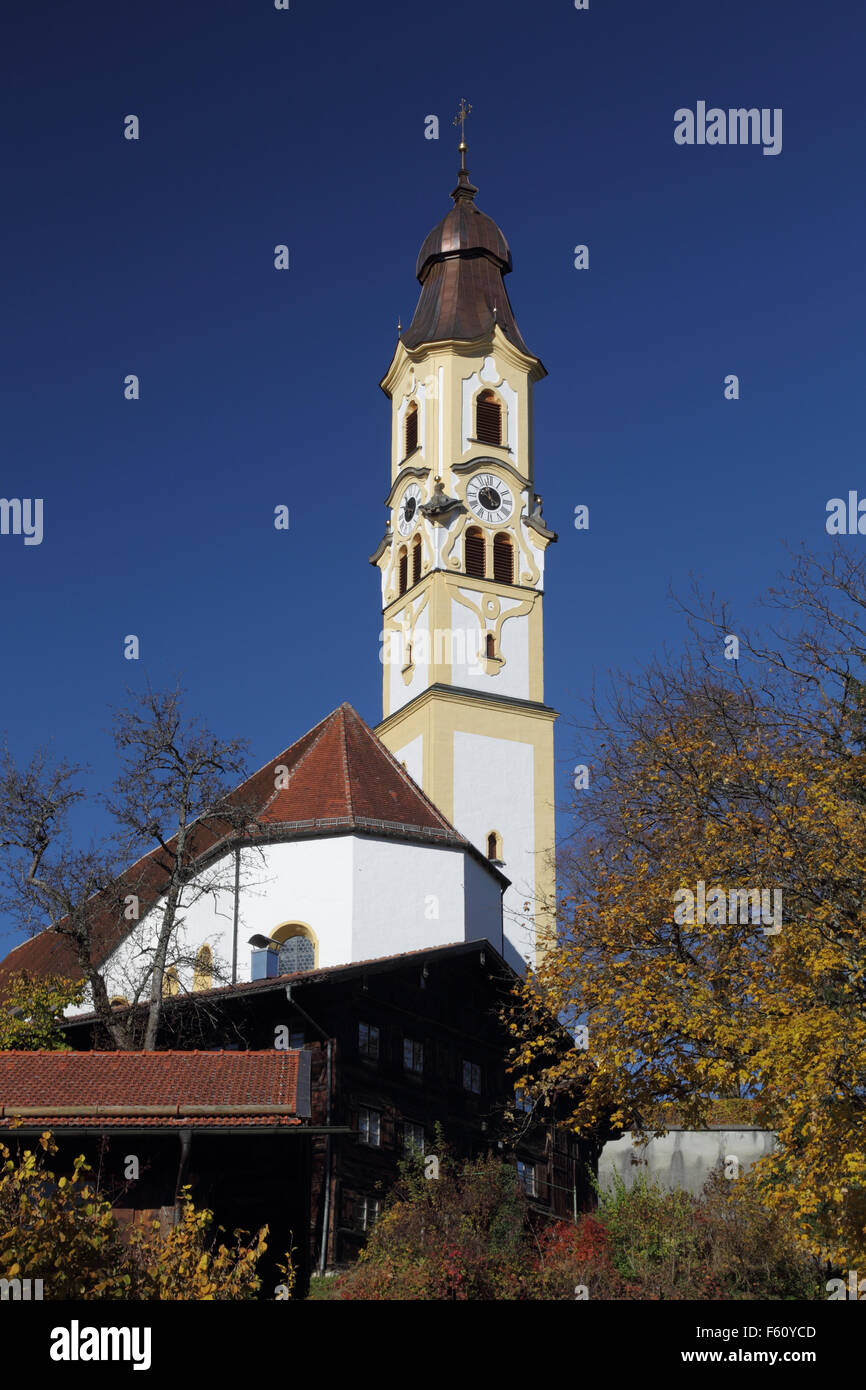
[62,942,596,1285]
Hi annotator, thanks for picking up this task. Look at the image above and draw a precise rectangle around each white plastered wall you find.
[450,593,530,700]
[394,734,423,786]
[453,731,535,969]
[71,832,505,1012]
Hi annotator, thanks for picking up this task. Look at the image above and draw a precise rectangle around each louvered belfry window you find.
[464,526,486,578]
[398,546,408,594]
[493,533,513,584]
[476,390,502,446]
[412,535,422,586]
[405,402,418,456]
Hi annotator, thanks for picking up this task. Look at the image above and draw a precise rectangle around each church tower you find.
[371,124,557,972]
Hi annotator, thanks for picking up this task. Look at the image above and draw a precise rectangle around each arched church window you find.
[193,943,213,992]
[411,535,422,586]
[404,402,418,457]
[476,390,502,446]
[271,922,318,975]
[493,532,513,585]
[464,526,486,579]
[398,546,408,595]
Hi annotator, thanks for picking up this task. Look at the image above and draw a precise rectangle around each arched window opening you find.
[464,526,486,579]
[486,831,502,861]
[493,532,513,585]
[193,943,213,992]
[404,402,419,457]
[476,390,502,446]
[486,632,496,659]
[270,922,318,976]
[411,535,422,586]
[398,546,408,595]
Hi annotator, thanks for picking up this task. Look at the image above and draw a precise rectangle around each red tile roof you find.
[0,703,474,996]
[253,701,458,832]
[0,1050,306,1128]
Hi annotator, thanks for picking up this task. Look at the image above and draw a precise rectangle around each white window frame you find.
[358,1106,381,1147]
[355,1195,382,1232]
[402,1120,425,1153]
[516,1161,537,1196]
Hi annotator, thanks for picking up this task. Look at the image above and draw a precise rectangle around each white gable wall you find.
[71,831,505,1014]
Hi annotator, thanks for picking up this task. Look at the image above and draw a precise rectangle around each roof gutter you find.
[0,1103,303,1118]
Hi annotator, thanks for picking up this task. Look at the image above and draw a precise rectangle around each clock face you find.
[397,483,422,536]
[466,472,513,524]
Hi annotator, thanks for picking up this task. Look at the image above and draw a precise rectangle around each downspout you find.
[174,1127,193,1222]
[318,1039,333,1276]
[231,846,240,985]
[284,984,335,1278]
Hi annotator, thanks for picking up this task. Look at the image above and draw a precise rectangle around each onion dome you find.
[402,163,530,355]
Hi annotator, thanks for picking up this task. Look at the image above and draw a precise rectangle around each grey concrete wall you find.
[599,1129,777,1197]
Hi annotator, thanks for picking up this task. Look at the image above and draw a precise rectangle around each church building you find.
[0,130,558,1001]
[0,136,584,1285]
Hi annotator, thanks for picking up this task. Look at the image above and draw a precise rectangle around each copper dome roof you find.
[402,167,530,355]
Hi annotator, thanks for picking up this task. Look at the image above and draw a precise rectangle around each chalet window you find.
[516,1161,537,1196]
[493,532,513,585]
[398,546,408,595]
[358,1022,380,1061]
[359,1106,382,1146]
[412,535,422,586]
[355,1195,382,1232]
[475,390,502,446]
[403,1038,424,1075]
[464,526,486,579]
[462,1060,482,1094]
[402,1120,425,1154]
[193,943,213,992]
[404,402,418,457]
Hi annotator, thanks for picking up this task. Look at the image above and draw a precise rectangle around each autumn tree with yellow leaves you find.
[510,549,866,1271]
[0,972,83,1050]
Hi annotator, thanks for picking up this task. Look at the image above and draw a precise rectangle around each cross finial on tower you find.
[452,98,472,171]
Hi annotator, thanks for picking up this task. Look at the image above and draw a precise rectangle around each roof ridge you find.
[338,705,356,819]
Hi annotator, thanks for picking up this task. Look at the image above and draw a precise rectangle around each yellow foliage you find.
[509,669,866,1269]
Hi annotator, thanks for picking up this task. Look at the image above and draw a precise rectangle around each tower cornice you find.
[375,683,559,741]
[380,323,545,398]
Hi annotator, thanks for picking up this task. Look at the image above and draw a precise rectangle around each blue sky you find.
[2,0,864,950]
